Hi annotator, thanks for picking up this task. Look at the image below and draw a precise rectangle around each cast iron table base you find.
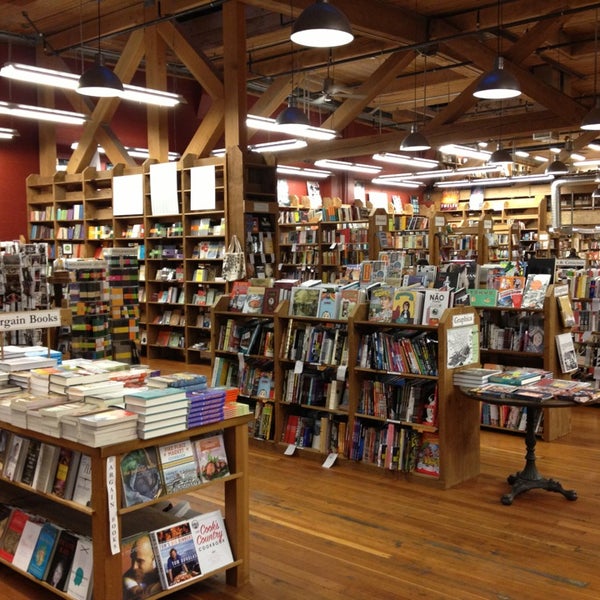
[501,405,578,505]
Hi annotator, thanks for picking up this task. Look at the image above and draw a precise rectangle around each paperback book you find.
[157,440,200,494]
[121,531,162,600]
[521,273,551,309]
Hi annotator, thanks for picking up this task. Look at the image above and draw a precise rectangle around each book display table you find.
[466,392,578,505]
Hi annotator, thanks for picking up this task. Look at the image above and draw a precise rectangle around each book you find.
[556,293,576,327]
[0,507,30,562]
[317,288,340,319]
[467,288,498,307]
[120,447,165,507]
[521,273,551,309]
[18,438,42,487]
[12,518,44,571]
[27,521,60,580]
[51,447,75,499]
[190,510,234,574]
[289,286,321,318]
[241,286,266,313]
[193,432,230,483]
[488,369,543,386]
[555,332,578,373]
[149,519,201,588]
[32,443,62,493]
[420,289,451,325]
[121,531,162,600]
[496,275,525,307]
[3,434,28,482]
[71,454,93,507]
[368,286,395,322]
[469,382,520,398]
[228,280,250,312]
[66,535,94,600]
[124,387,188,408]
[45,529,79,591]
[158,439,200,494]
[414,433,440,477]
[261,286,280,314]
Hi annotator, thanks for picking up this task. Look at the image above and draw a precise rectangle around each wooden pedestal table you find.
[470,394,578,505]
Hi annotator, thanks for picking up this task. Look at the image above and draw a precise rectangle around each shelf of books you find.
[470,275,572,441]
[0,407,251,600]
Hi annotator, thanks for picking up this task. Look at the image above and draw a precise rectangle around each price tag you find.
[336,365,347,381]
[284,444,296,456]
[322,452,338,468]
[294,360,304,374]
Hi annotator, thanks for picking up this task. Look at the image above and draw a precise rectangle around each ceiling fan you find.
[313,51,365,104]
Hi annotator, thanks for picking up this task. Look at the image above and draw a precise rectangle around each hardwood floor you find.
[2,360,600,599]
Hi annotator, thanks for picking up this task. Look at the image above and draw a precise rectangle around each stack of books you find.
[75,408,139,447]
[453,367,503,388]
[124,388,189,440]
[146,371,207,393]
[187,388,227,427]
[47,358,131,396]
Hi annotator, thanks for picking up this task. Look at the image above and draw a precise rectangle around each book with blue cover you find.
[27,522,60,580]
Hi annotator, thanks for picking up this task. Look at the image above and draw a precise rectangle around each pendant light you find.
[581,9,600,130]
[290,0,354,48]
[488,143,513,166]
[545,143,569,174]
[401,51,431,152]
[473,1,521,100]
[78,1,123,97]
[276,95,310,133]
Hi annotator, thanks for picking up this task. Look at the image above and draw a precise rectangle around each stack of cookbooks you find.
[187,388,227,427]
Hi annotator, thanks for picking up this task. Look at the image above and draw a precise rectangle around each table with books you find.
[455,367,600,505]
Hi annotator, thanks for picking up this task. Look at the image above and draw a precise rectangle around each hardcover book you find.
[289,286,321,318]
[71,454,93,507]
[120,447,165,507]
[11,518,44,571]
[149,520,201,589]
[121,531,162,600]
[157,440,200,494]
[521,273,551,309]
[27,521,60,580]
[317,288,340,319]
[392,288,424,325]
[0,507,30,562]
[488,369,543,386]
[51,447,75,499]
[555,332,579,373]
[414,433,440,477]
[193,432,230,483]
[556,294,576,327]
[368,286,395,322]
[241,286,266,314]
[45,529,79,591]
[190,510,234,574]
[421,289,451,325]
[66,535,94,600]
[496,275,525,307]
[467,288,498,307]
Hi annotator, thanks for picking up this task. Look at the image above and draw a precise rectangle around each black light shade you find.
[275,104,310,133]
[488,146,513,165]
[400,126,431,152]
[290,0,354,48]
[473,57,521,100]
[78,60,123,97]
[581,99,600,130]
[546,158,569,175]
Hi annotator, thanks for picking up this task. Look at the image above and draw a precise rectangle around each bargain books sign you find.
[0,309,68,332]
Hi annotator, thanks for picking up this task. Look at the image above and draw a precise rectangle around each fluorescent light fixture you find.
[514,150,529,158]
[249,139,308,153]
[71,142,180,161]
[372,152,439,169]
[246,114,337,140]
[0,63,183,107]
[587,141,600,151]
[372,177,423,188]
[550,146,561,154]
[573,159,600,167]
[0,101,87,125]
[277,165,331,179]
[315,159,382,174]
[439,144,491,161]
[0,127,18,139]
[435,173,553,189]
[533,155,549,162]
[571,153,586,161]
[290,0,354,48]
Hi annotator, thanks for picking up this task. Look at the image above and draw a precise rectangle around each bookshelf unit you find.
[0,413,251,600]
[476,283,571,441]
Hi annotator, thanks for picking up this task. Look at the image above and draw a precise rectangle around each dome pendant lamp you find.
[276,95,310,133]
[290,0,354,48]
[401,51,431,152]
[581,9,600,130]
[78,0,123,97]
[473,0,521,101]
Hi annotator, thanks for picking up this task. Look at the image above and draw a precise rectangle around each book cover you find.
[555,332,579,373]
[421,289,451,325]
[368,286,395,322]
[71,454,93,507]
[27,522,60,580]
[414,433,440,477]
[228,281,250,312]
[496,275,525,307]
[521,273,551,309]
[488,370,543,385]
[45,529,79,591]
[242,286,266,314]
[0,507,30,562]
[339,288,361,319]
[149,520,201,588]
[120,447,165,507]
[66,535,94,600]
[121,531,162,600]
[190,510,234,574]
[3,434,29,482]
[317,288,340,319]
[11,518,44,571]
[261,287,280,314]
[556,294,576,327]
[19,438,42,487]
[392,289,423,325]
[289,286,321,318]
[469,383,520,398]
[51,447,75,499]
[193,432,230,483]
[32,443,61,493]
[467,288,498,307]
[157,440,200,494]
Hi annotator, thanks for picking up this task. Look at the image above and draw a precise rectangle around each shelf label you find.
[0,308,64,332]
[284,444,296,456]
[106,456,120,555]
[375,215,387,226]
[336,365,347,381]
[322,453,338,468]
[253,202,270,212]
[451,313,475,327]
[294,360,304,374]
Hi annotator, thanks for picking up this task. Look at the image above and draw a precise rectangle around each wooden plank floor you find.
[2,361,600,599]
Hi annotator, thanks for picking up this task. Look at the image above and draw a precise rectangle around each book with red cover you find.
[0,508,30,562]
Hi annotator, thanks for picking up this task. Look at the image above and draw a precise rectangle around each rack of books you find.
[0,410,251,600]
